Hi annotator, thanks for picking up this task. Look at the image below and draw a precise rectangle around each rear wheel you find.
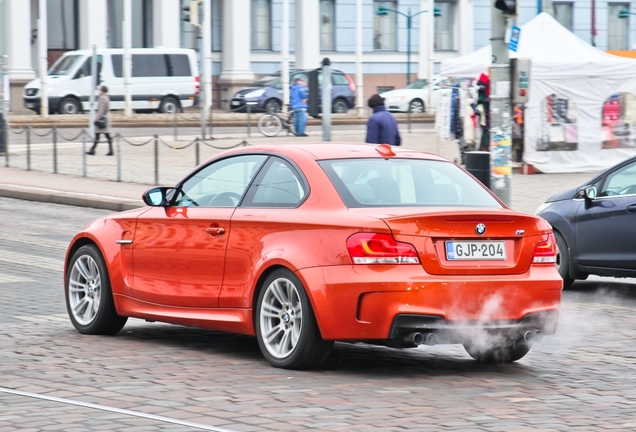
[58,97,82,115]
[159,96,180,114]
[258,114,283,137]
[464,337,531,363]
[332,98,349,114]
[65,245,128,335]
[255,269,333,369]
[554,231,574,289]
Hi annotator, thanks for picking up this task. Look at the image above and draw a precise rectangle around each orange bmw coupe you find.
[65,143,562,369]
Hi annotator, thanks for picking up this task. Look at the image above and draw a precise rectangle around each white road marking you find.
[0,387,237,432]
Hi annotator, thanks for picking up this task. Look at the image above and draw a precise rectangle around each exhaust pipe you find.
[403,332,424,346]
[524,330,543,343]
[423,332,438,346]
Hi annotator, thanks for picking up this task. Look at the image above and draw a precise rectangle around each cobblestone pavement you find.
[2,197,636,431]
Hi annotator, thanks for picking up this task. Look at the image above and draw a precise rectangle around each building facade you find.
[1,0,476,113]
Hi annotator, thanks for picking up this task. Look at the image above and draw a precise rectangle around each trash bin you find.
[0,113,5,154]
[465,151,490,189]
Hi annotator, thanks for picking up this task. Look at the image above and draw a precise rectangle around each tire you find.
[463,337,532,363]
[159,96,180,114]
[265,99,282,113]
[409,99,425,114]
[255,269,333,369]
[554,231,574,289]
[258,114,283,137]
[65,244,128,335]
[58,97,82,115]
[332,98,349,114]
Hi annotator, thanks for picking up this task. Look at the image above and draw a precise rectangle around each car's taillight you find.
[347,233,419,264]
[345,74,356,93]
[533,233,557,264]
[194,76,200,95]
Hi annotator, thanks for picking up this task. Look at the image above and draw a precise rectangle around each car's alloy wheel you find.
[332,99,348,114]
[255,269,332,369]
[409,99,425,113]
[59,97,81,115]
[265,99,282,113]
[66,245,127,335]
[159,96,180,114]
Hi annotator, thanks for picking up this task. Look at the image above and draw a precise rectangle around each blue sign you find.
[508,26,521,52]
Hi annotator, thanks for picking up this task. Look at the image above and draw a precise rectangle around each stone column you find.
[153,0,180,48]
[218,0,254,103]
[294,0,320,69]
[79,0,107,49]
[5,0,36,113]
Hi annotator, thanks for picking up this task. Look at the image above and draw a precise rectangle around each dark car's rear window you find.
[319,158,502,208]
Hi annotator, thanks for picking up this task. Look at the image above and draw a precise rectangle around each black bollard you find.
[465,151,490,189]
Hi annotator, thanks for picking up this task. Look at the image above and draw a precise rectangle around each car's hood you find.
[544,186,581,203]
[234,87,266,97]
[381,89,427,99]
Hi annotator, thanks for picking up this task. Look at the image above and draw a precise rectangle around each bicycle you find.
[257,107,295,137]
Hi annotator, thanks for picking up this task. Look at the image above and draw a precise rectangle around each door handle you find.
[626,204,636,213]
[205,227,225,236]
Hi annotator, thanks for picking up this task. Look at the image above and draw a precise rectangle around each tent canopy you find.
[440,13,636,80]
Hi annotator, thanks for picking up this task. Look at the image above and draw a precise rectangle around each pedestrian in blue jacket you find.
[365,94,401,146]
[290,78,309,137]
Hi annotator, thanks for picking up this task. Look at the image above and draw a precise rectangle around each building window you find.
[553,3,573,31]
[107,0,153,48]
[374,1,397,51]
[47,0,79,50]
[608,4,629,50]
[251,0,271,50]
[321,0,336,51]
[434,1,456,51]
[180,0,222,52]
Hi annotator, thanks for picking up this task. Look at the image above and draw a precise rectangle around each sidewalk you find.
[0,127,595,215]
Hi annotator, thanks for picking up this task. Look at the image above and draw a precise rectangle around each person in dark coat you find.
[87,85,113,156]
[365,94,401,146]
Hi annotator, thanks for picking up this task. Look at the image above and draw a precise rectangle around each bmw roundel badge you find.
[476,223,486,235]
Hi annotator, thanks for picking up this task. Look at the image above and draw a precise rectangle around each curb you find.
[0,184,142,212]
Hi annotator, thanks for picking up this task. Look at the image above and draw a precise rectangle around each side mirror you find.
[584,185,597,200]
[142,187,172,206]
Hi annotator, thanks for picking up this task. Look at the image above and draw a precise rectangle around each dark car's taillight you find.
[533,233,557,264]
[347,233,419,264]
[345,74,356,93]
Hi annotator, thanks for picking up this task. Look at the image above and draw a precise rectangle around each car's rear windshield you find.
[251,75,279,87]
[319,158,502,208]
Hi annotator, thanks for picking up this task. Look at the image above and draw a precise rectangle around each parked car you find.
[229,70,356,113]
[23,48,199,114]
[65,143,561,369]
[381,77,473,113]
[537,155,636,288]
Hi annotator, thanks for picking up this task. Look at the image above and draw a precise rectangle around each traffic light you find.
[494,0,517,16]
[182,1,200,27]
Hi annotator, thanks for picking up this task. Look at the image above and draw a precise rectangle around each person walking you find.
[365,94,401,146]
[290,78,308,137]
[87,85,113,156]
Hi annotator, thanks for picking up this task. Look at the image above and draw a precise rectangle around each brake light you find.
[533,233,557,264]
[194,76,200,95]
[347,233,419,264]
[345,74,356,93]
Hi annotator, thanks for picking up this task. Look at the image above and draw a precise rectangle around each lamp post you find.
[376,5,441,86]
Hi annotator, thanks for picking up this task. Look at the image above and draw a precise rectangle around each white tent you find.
[441,12,636,173]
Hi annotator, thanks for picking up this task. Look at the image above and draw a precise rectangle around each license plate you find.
[231,101,240,105]
[445,241,506,260]
[26,103,35,108]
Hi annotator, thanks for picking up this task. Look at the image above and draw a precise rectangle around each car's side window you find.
[243,157,307,207]
[600,162,636,197]
[174,155,268,207]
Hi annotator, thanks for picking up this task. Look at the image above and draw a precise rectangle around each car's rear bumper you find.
[296,264,562,341]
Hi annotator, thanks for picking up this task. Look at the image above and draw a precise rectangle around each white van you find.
[23,48,200,114]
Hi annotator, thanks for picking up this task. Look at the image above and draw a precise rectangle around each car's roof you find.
[229,143,449,162]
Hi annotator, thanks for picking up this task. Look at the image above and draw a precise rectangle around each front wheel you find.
[258,114,283,137]
[265,99,282,113]
[554,231,574,289]
[409,99,425,113]
[463,337,531,363]
[58,97,82,115]
[65,245,128,335]
[255,269,333,369]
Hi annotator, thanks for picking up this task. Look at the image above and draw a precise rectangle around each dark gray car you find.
[229,69,356,113]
